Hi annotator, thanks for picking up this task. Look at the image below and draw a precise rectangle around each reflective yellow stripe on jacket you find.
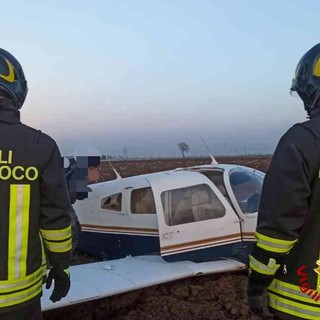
[269,279,320,319]
[269,292,320,319]
[39,234,47,277]
[40,225,72,253]
[249,255,280,276]
[0,184,43,308]
[8,185,30,280]
[0,267,43,308]
[255,231,297,254]
[0,282,42,308]
[269,279,320,305]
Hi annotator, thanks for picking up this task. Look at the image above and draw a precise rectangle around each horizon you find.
[96,150,273,160]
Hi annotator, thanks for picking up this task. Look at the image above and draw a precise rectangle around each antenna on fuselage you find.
[108,161,122,180]
[200,136,218,165]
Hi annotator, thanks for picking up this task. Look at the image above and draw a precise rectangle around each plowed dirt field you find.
[44,156,271,320]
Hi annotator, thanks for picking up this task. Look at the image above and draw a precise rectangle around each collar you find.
[0,99,21,124]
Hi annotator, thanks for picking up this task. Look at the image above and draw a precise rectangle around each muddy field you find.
[96,156,271,181]
[44,156,272,320]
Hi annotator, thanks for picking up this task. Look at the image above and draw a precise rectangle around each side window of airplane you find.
[131,187,156,214]
[101,193,122,212]
[200,170,232,204]
[161,184,226,226]
[229,170,263,214]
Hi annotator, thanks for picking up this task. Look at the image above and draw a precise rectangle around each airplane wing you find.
[42,255,246,311]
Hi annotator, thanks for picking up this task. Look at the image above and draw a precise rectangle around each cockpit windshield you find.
[229,169,263,214]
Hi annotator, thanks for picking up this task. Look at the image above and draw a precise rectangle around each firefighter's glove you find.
[46,268,71,302]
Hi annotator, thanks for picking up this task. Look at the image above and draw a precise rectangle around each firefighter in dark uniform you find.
[247,43,320,320]
[0,49,72,319]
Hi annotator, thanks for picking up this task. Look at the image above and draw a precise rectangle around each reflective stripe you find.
[0,280,42,308]
[42,262,47,278]
[269,279,320,305]
[249,255,280,275]
[269,292,320,319]
[0,267,42,293]
[40,225,71,241]
[64,269,70,277]
[39,234,47,277]
[14,186,23,279]
[20,185,30,277]
[317,255,320,293]
[8,185,17,279]
[8,185,30,280]
[40,224,72,253]
[43,238,72,253]
[255,231,297,254]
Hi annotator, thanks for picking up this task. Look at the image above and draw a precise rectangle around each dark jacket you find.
[249,116,320,320]
[0,100,72,312]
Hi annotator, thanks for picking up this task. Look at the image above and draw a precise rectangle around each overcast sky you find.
[1,0,318,157]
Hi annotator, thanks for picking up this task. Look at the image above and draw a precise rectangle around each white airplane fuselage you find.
[74,163,264,264]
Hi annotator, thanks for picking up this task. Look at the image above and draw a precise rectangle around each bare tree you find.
[178,142,190,158]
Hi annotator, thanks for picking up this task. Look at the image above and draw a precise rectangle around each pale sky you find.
[1,0,317,157]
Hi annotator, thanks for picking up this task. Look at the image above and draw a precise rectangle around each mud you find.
[44,271,263,320]
[94,156,271,182]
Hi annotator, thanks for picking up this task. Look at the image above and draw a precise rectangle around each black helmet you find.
[0,49,28,109]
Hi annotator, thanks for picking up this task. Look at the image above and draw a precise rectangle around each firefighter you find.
[0,49,72,320]
[247,43,320,320]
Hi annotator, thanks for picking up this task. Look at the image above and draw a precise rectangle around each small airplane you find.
[42,155,264,312]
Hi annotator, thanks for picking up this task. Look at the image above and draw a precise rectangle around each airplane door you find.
[147,171,243,262]
[224,167,264,244]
